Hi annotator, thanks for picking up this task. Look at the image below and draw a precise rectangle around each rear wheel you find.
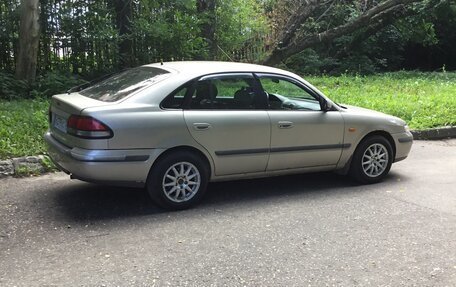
[147,151,209,210]
[350,135,393,184]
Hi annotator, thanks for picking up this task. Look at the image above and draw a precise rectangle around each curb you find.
[1,127,455,179]
[0,155,56,179]
[411,126,456,140]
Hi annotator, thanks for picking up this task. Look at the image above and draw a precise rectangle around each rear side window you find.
[189,75,264,110]
[161,85,190,109]
[80,67,169,102]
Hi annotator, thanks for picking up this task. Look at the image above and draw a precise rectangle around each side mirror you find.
[320,98,331,112]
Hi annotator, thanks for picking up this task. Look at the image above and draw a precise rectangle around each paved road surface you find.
[1,140,455,286]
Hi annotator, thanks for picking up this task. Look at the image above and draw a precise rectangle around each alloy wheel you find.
[162,162,201,203]
[362,143,389,178]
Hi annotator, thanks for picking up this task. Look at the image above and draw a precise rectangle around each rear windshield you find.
[80,67,169,102]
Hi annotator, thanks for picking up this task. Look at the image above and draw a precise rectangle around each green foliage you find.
[0,71,86,100]
[0,0,19,73]
[215,0,268,53]
[283,49,338,75]
[15,165,35,177]
[274,0,456,74]
[133,0,205,61]
[308,71,456,130]
[0,71,29,100]
[40,155,57,172]
[0,99,49,159]
[0,0,455,99]
[2,0,269,78]
[285,48,379,76]
[32,72,86,98]
[0,72,454,159]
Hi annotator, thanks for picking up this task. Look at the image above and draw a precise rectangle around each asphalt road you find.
[1,140,455,286]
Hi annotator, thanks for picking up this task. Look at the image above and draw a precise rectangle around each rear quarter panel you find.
[82,104,198,149]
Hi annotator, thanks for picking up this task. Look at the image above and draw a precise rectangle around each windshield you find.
[80,67,169,102]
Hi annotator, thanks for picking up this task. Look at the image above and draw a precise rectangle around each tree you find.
[215,0,268,61]
[197,0,217,59]
[263,0,423,65]
[112,0,134,69]
[15,0,40,83]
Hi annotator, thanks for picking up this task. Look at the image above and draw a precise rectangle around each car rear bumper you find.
[392,130,413,162]
[44,131,164,187]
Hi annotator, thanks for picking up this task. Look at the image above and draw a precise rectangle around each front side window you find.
[259,76,321,111]
[189,75,264,110]
[80,67,169,102]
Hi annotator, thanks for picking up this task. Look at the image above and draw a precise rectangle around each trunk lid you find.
[49,92,113,149]
[51,92,114,115]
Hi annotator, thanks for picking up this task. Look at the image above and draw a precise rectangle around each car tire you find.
[349,135,393,184]
[146,151,209,210]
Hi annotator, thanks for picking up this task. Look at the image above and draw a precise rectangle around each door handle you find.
[193,123,211,130]
[278,121,293,129]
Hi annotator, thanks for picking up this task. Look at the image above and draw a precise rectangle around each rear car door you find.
[257,74,345,171]
[183,73,270,176]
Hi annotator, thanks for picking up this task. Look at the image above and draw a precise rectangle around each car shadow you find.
[53,171,401,223]
[203,172,353,205]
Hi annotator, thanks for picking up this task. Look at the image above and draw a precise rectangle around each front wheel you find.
[349,135,393,184]
[147,151,209,210]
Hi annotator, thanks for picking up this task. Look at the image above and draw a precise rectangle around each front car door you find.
[256,74,345,171]
[183,73,270,176]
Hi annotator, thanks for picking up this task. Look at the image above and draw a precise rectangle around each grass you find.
[307,71,456,130]
[0,99,49,159]
[0,71,455,159]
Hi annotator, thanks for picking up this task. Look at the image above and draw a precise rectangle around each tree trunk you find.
[113,0,133,69]
[15,0,40,83]
[197,0,216,60]
[263,0,422,66]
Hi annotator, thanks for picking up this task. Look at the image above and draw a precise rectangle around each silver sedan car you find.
[45,61,413,209]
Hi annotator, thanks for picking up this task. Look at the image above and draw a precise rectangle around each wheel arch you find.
[346,130,396,183]
[338,130,396,175]
[357,130,396,159]
[149,145,213,179]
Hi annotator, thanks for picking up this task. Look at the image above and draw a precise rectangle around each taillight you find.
[67,115,113,139]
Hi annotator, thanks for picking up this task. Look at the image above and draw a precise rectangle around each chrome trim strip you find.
[215,144,351,156]
[45,132,150,163]
[70,149,150,162]
[215,148,269,156]
[270,143,351,153]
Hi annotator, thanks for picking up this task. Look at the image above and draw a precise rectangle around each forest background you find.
[0,0,455,158]
[1,0,455,96]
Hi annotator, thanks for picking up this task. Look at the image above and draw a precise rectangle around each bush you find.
[0,71,87,100]
[31,71,86,98]
[283,48,379,76]
[335,54,378,75]
[0,71,29,100]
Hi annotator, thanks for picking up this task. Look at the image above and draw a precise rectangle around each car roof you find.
[127,61,330,106]
[143,61,296,78]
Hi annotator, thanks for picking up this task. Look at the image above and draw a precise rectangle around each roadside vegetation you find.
[308,71,456,130]
[1,71,455,159]
[0,99,49,159]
